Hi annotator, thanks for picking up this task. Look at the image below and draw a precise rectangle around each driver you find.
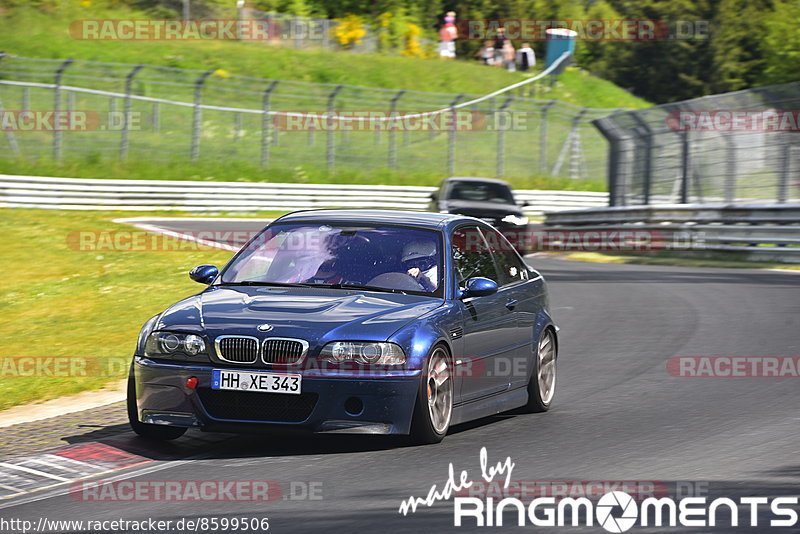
[401,241,438,291]
[306,257,344,285]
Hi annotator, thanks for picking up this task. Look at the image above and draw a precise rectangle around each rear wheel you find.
[410,346,453,444]
[127,365,187,441]
[523,328,557,412]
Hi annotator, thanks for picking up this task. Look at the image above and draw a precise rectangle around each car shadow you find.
[55,411,524,462]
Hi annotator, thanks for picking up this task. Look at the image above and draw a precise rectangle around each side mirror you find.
[461,277,498,299]
[519,200,530,207]
[430,192,438,202]
[189,264,218,285]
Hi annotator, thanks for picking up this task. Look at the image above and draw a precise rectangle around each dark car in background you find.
[429,177,530,248]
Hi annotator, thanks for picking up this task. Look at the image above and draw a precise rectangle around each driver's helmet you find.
[401,240,437,271]
[317,256,339,273]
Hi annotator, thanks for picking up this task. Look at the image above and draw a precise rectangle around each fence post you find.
[22,87,29,112]
[120,64,144,160]
[152,103,160,133]
[0,95,20,156]
[552,107,587,178]
[680,130,690,203]
[53,59,74,161]
[631,112,653,205]
[778,144,796,204]
[191,70,214,162]
[326,84,343,171]
[539,100,556,173]
[388,89,405,170]
[261,80,279,168]
[722,133,736,203]
[233,113,242,143]
[447,93,464,176]
[0,52,16,154]
[591,114,623,207]
[495,95,514,178]
[569,108,588,180]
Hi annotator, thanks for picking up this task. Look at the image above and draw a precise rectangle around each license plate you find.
[211,369,301,395]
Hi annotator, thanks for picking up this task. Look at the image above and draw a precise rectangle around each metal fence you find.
[0,54,618,182]
[593,82,800,206]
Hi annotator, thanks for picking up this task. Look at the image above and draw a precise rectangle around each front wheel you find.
[523,328,557,412]
[127,365,187,441]
[410,346,453,444]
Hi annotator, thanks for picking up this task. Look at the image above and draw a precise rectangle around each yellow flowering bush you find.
[403,23,427,58]
[333,14,367,49]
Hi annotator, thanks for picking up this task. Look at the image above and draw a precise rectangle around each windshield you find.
[447,181,515,204]
[221,223,443,296]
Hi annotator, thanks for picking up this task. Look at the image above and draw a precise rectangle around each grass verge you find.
[0,158,608,190]
[0,207,286,411]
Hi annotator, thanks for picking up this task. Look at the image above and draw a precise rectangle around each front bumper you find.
[131,357,421,435]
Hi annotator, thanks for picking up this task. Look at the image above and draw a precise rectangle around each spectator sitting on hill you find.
[493,27,507,66]
[476,40,494,65]
[503,41,516,71]
[516,42,536,72]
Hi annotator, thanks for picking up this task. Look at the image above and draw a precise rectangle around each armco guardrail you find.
[542,204,800,262]
[537,222,800,262]
[0,175,608,215]
[544,204,800,225]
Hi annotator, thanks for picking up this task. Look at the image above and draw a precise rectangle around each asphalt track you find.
[2,219,799,533]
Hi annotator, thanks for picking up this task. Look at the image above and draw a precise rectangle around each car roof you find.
[275,209,481,230]
[442,176,512,187]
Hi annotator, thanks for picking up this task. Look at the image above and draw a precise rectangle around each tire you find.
[409,345,453,444]
[523,328,557,413]
[127,365,187,441]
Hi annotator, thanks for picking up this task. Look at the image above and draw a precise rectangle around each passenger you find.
[401,241,439,291]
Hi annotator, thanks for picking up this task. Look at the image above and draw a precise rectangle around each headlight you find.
[320,342,406,365]
[501,214,529,226]
[136,315,159,355]
[145,331,207,358]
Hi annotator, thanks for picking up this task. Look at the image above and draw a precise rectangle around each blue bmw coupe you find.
[128,210,558,444]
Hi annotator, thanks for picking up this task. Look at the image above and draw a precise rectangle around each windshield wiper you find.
[220,281,317,288]
[222,280,415,295]
[313,283,411,295]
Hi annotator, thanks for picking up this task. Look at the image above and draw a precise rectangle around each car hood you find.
[155,286,442,346]
[442,200,523,219]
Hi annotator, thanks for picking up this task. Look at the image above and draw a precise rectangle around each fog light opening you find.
[344,397,363,416]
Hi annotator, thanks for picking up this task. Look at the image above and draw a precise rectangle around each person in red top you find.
[439,11,458,59]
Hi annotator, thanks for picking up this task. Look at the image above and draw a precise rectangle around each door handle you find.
[505,299,518,310]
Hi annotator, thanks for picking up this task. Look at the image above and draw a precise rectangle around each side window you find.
[451,226,500,287]
[481,227,529,286]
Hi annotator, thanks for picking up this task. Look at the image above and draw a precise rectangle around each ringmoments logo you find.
[398,448,800,531]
